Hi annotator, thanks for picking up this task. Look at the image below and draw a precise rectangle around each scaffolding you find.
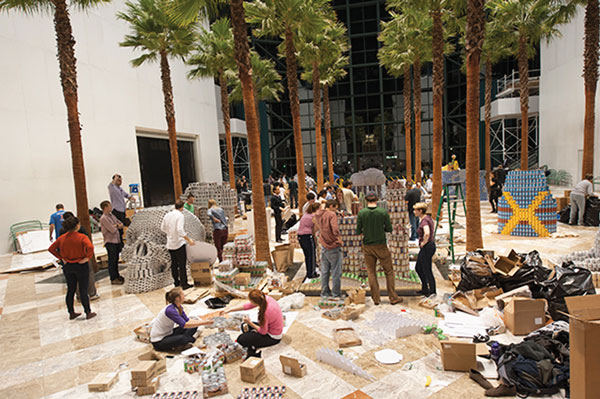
[220,136,250,181]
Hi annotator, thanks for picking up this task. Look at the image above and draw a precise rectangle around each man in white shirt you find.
[570,174,596,226]
[341,180,358,215]
[161,200,195,289]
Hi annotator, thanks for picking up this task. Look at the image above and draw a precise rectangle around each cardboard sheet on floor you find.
[17,230,52,254]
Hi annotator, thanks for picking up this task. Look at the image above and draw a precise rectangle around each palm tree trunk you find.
[485,58,492,193]
[219,71,236,190]
[431,9,444,217]
[230,0,269,263]
[583,0,599,178]
[312,62,324,191]
[53,0,91,237]
[324,85,334,185]
[518,35,529,170]
[159,51,183,199]
[465,0,485,251]
[284,26,307,210]
[413,56,422,183]
[403,66,412,182]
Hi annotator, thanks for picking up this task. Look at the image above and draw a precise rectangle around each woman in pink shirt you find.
[298,202,321,280]
[223,290,283,358]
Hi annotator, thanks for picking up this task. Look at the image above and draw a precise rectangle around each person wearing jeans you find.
[315,200,343,298]
[298,202,321,280]
[99,200,124,284]
[357,192,402,305]
[569,174,595,226]
[207,199,229,262]
[151,288,211,351]
[414,202,437,296]
[405,185,422,241]
[48,216,97,320]
[161,200,195,290]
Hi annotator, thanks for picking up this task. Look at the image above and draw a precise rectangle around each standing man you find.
[49,203,65,242]
[263,181,272,209]
[325,185,335,201]
[270,186,285,243]
[184,194,195,214]
[570,174,596,226]
[341,181,358,215]
[99,201,124,285]
[357,193,402,305]
[161,200,195,290]
[108,174,131,242]
[207,199,229,262]
[315,200,343,299]
[405,184,422,241]
[288,178,298,209]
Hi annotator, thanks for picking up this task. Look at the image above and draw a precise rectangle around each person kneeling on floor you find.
[150,287,211,352]
[223,289,283,358]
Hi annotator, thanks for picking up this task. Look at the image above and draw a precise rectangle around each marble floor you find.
[0,199,596,399]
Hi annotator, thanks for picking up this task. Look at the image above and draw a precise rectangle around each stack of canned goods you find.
[237,386,287,399]
[203,331,234,348]
[385,181,411,278]
[498,170,558,237]
[338,216,367,279]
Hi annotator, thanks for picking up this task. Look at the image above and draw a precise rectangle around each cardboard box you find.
[240,357,265,383]
[138,351,167,375]
[234,272,251,286]
[333,327,362,348]
[191,262,212,285]
[88,372,118,392]
[556,197,568,211]
[347,288,366,305]
[565,294,600,399]
[564,190,571,200]
[440,340,476,371]
[341,304,366,321]
[268,290,283,300]
[130,361,156,381]
[503,298,546,335]
[133,324,151,343]
[135,376,160,396]
[488,253,522,277]
[280,355,307,377]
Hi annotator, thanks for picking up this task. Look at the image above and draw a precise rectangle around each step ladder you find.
[434,183,467,263]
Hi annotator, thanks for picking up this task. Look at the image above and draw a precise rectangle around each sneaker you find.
[111,279,124,285]
[469,369,493,390]
[484,384,516,397]
[69,312,81,320]
[89,294,100,301]
[86,312,97,320]
[182,284,193,291]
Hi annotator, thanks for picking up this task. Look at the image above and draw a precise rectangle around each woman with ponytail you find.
[223,289,283,358]
[48,215,97,320]
[150,287,211,351]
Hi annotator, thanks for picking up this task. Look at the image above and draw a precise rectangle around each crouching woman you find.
[223,289,283,358]
[150,287,211,351]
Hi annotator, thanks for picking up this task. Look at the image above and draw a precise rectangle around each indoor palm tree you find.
[228,51,283,106]
[465,0,485,251]
[379,7,432,183]
[119,0,198,199]
[0,0,110,237]
[321,55,349,185]
[582,0,598,178]
[298,18,347,191]
[187,18,237,189]
[245,0,328,211]
[488,0,577,170]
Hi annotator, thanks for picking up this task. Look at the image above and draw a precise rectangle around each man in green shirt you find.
[184,194,195,214]
[357,192,402,305]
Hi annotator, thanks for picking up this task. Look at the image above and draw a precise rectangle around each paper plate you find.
[374,349,403,364]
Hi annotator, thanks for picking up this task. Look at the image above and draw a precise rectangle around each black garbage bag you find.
[457,251,497,291]
[558,206,570,224]
[534,262,596,321]
[496,251,552,293]
[584,196,600,226]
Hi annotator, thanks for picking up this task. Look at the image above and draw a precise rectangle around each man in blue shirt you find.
[49,204,65,242]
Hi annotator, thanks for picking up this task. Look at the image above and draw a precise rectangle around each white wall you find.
[0,0,222,254]
[540,7,600,182]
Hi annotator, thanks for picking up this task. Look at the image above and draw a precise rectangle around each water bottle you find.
[491,342,500,361]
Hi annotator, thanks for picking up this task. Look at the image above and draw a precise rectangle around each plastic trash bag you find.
[534,262,596,321]
[457,251,496,292]
[558,206,570,224]
[584,197,600,226]
[277,292,305,312]
[496,251,552,293]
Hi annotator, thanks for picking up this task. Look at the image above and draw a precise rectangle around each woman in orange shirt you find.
[48,216,97,320]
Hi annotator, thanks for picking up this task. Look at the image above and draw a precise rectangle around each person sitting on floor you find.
[150,287,211,352]
[222,289,283,358]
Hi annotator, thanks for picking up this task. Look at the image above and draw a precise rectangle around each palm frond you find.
[0,0,53,15]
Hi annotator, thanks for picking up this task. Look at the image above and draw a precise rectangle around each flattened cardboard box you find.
[565,294,600,399]
[280,355,307,377]
[341,390,372,399]
[88,372,118,392]
[503,298,546,336]
[440,340,476,371]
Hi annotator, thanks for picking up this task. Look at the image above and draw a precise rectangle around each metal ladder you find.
[434,183,467,263]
